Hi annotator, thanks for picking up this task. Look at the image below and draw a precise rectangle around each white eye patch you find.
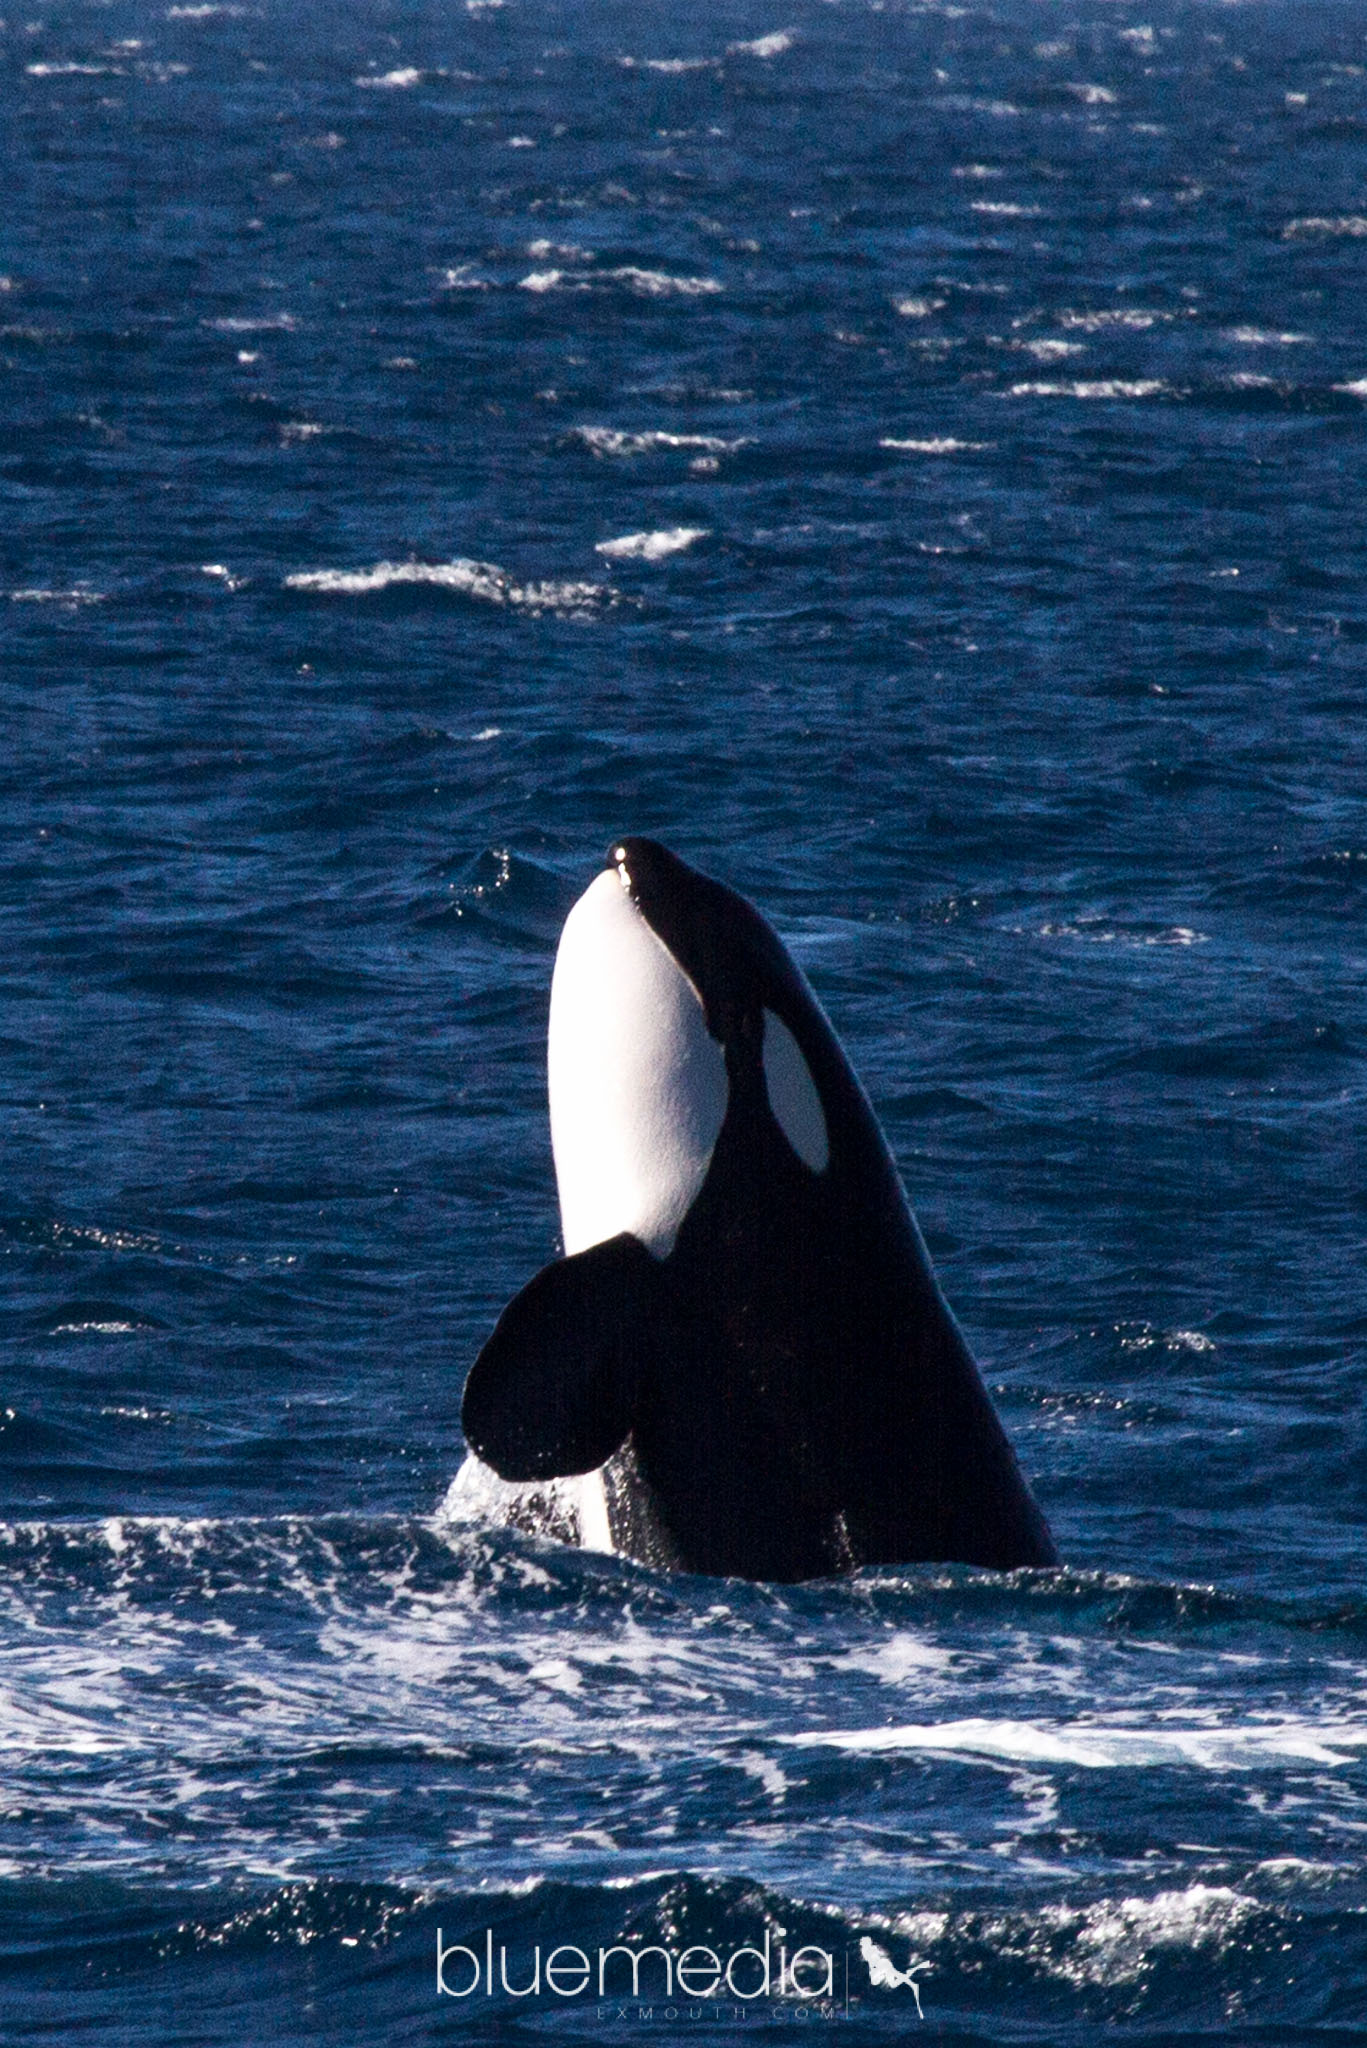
[761,1009,829,1173]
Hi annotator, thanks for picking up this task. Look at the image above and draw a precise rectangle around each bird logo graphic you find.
[858,1937,930,2017]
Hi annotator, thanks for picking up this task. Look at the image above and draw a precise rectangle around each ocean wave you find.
[880,436,991,453]
[518,266,721,296]
[202,313,297,332]
[8,584,107,606]
[1002,378,1172,399]
[594,526,708,560]
[783,1717,1367,1770]
[1027,919,1206,945]
[282,558,616,615]
[618,55,718,74]
[354,66,423,88]
[1055,307,1173,331]
[1225,325,1312,345]
[1282,215,1367,238]
[728,30,793,58]
[569,426,747,458]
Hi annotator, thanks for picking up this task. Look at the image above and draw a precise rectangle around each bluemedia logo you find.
[435,1929,930,2020]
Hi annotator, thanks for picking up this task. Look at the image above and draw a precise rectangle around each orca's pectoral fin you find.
[460,1231,662,1481]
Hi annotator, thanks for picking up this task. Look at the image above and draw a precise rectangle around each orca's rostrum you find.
[453,838,1057,1581]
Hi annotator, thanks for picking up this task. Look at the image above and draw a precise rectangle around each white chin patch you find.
[762,1009,829,1173]
[549,869,728,1259]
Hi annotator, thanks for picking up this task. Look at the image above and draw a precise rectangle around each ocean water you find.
[4,0,1367,2037]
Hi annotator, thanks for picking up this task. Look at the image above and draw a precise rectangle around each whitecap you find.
[203,313,297,332]
[1057,308,1171,331]
[618,55,718,74]
[1283,215,1367,238]
[1064,81,1117,105]
[1003,378,1171,399]
[1015,338,1084,360]
[782,1716,1367,1770]
[1027,1886,1260,1988]
[1225,325,1311,345]
[571,426,745,457]
[594,526,708,560]
[519,266,721,297]
[879,437,991,453]
[283,557,615,616]
[933,96,1022,118]
[892,296,946,317]
[970,201,1043,217]
[355,67,423,88]
[53,1322,138,1335]
[611,265,720,296]
[727,30,793,58]
[1031,920,1206,945]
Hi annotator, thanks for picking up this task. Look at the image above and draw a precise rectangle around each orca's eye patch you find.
[761,1009,829,1173]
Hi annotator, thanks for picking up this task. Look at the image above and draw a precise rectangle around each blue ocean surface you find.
[4,0,1367,2037]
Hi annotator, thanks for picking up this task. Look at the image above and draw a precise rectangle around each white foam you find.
[1032,920,1206,946]
[735,1749,788,1799]
[1283,215,1367,238]
[549,868,728,1260]
[880,437,990,453]
[1016,338,1085,361]
[204,314,297,332]
[1036,1886,1259,1988]
[1057,308,1170,331]
[283,558,614,616]
[970,201,1043,217]
[1003,379,1171,399]
[783,1717,1367,1770]
[595,527,708,561]
[9,586,107,606]
[619,55,718,74]
[892,296,946,318]
[728,30,793,57]
[1225,325,1311,345]
[520,267,721,296]
[355,67,423,88]
[572,426,746,458]
[1118,1324,1216,1355]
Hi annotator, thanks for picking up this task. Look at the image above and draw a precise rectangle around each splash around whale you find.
[444,838,1056,1581]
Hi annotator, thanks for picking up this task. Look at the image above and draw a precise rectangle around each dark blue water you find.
[5,0,1367,2037]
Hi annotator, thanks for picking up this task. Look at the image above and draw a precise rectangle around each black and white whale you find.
[444,838,1056,1580]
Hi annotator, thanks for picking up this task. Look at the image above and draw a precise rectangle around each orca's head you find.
[548,839,830,1262]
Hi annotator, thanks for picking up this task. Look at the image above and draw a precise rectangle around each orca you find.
[449,838,1057,1580]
